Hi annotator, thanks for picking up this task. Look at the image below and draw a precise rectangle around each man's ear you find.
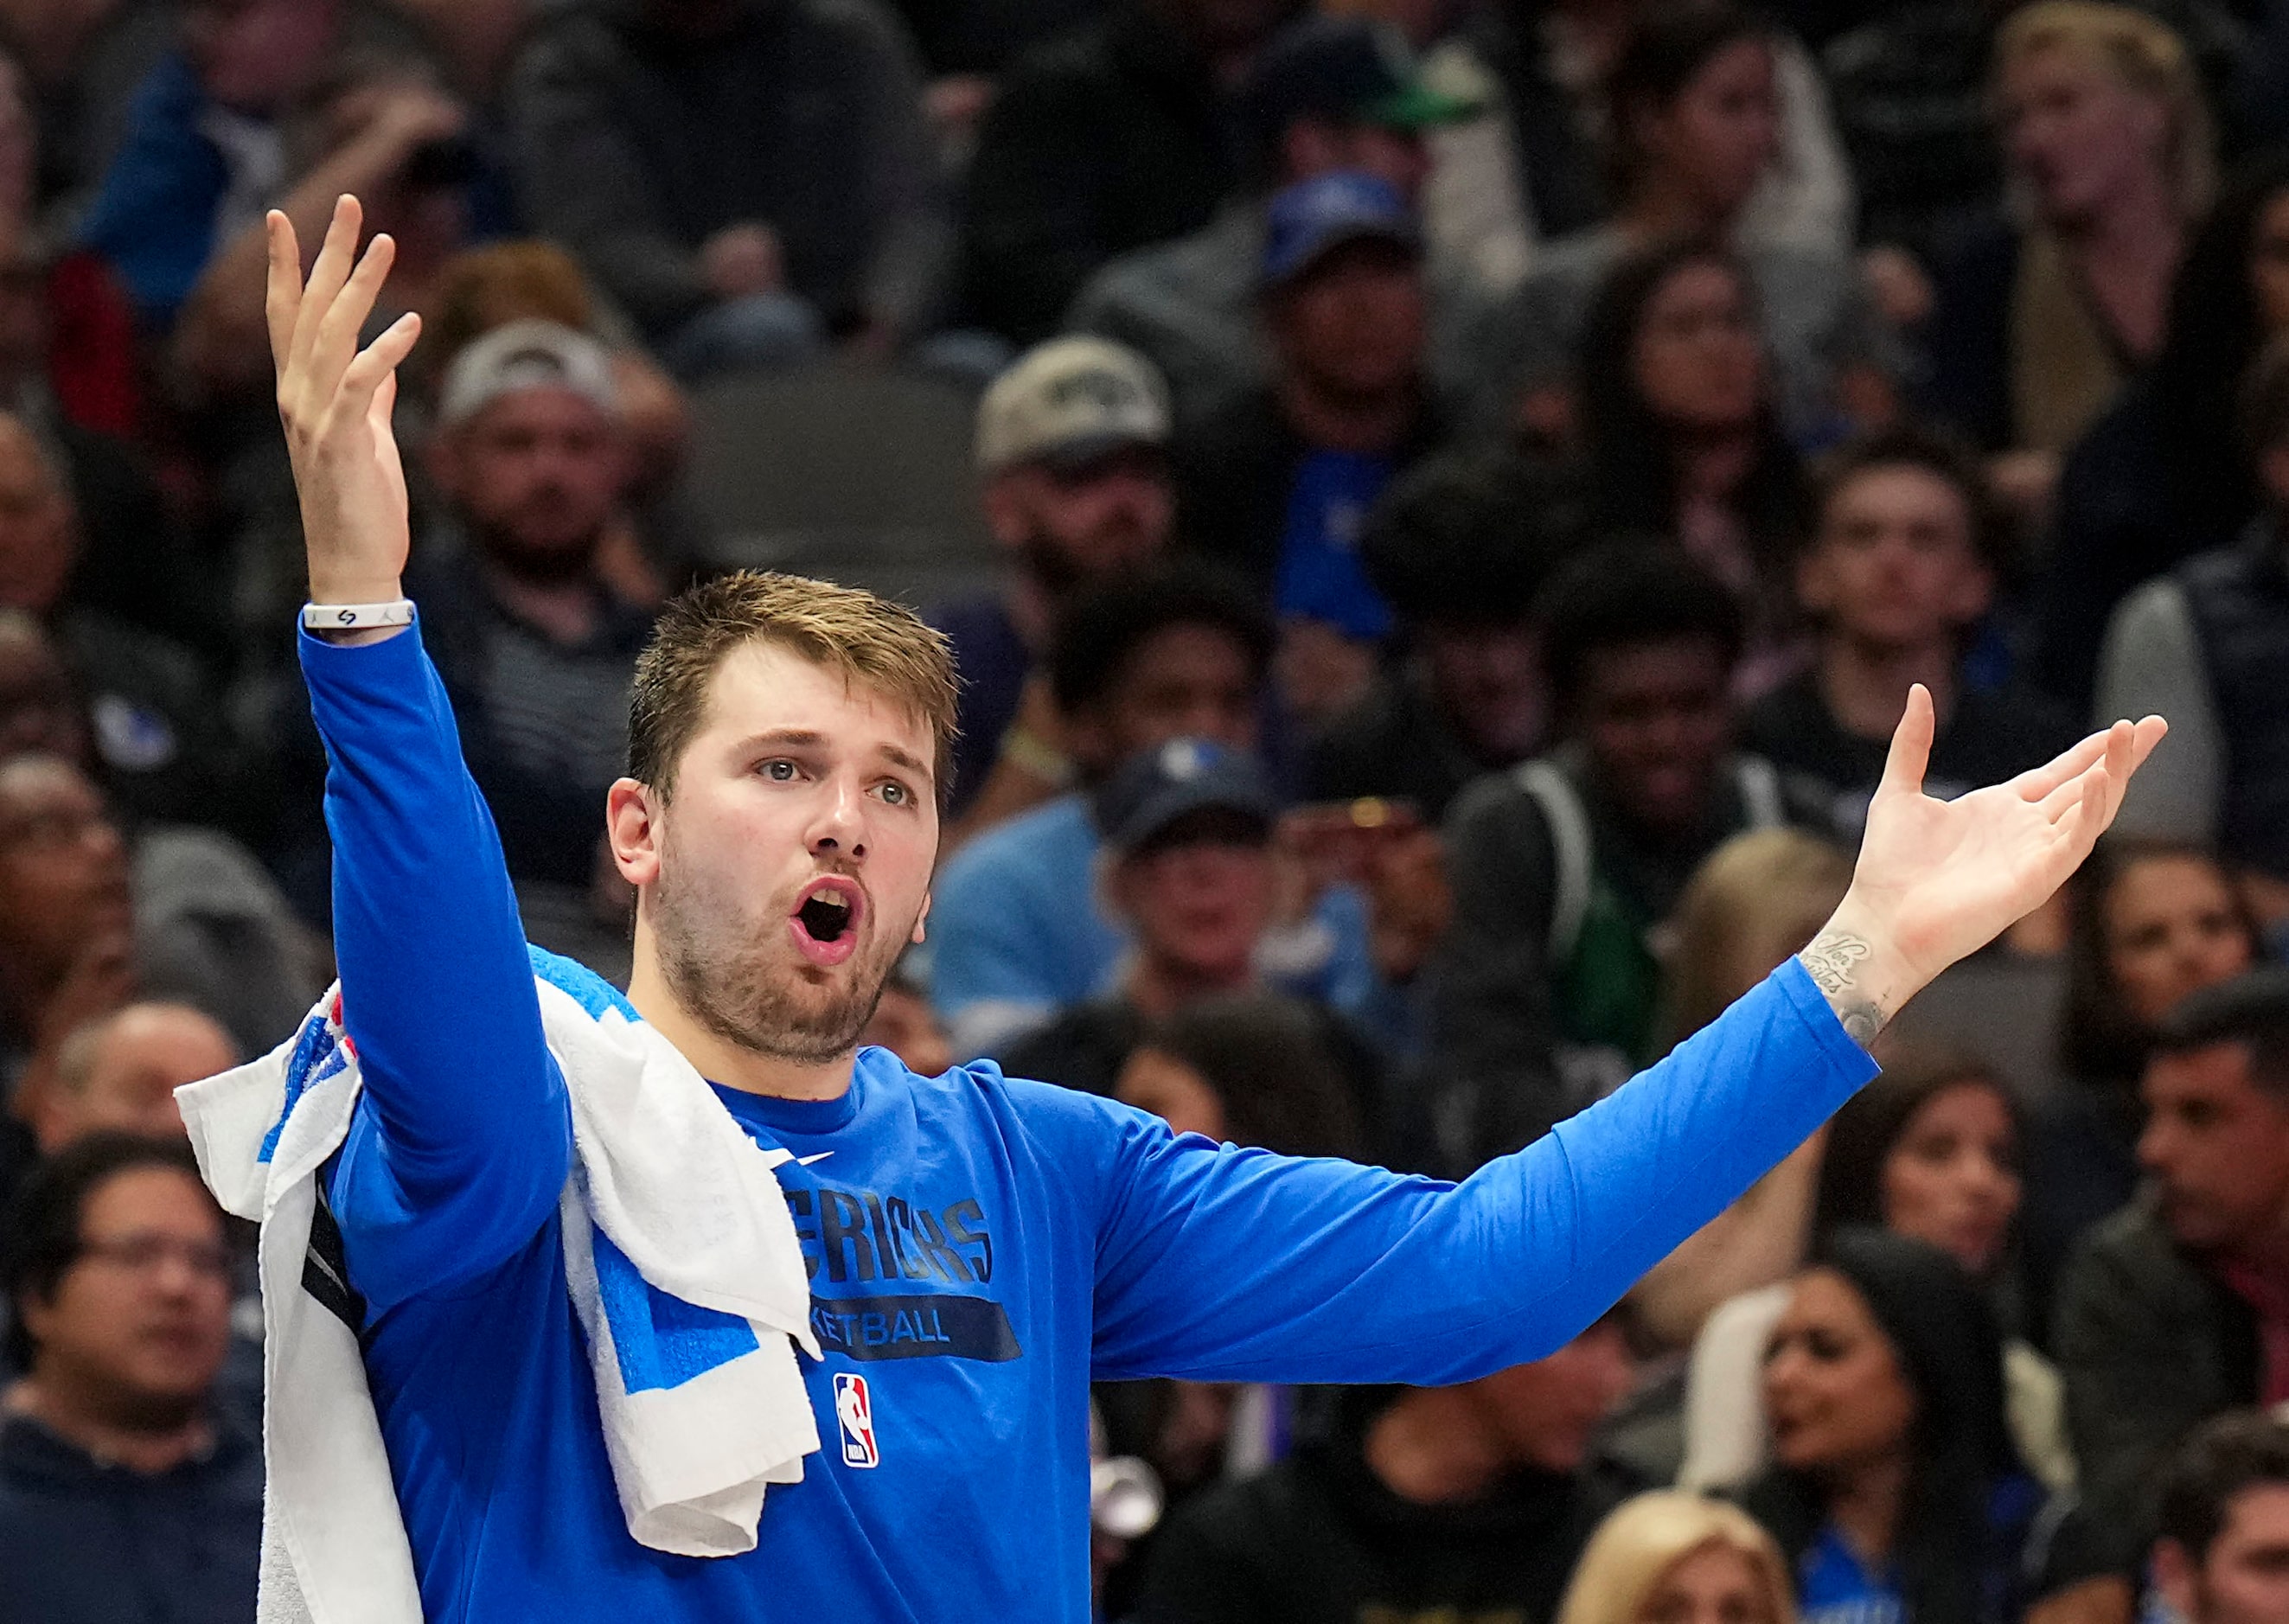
[1796,546,1836,617]
[425,427,462,497]
[2152,1538,2198,1620]
[1948,557,1996,626]
[607,777,662,887]
[911,892,931,946]
[978,471,1029,549]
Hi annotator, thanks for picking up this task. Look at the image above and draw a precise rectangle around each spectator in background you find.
[508,0,947,369]
[1133,1316,1639,1624]
[2021,841,2257,1334]
[26,1002,234,1154]
[962,0,1305,346]
[0,421,249,831]
[1553,1491,1796,1624]
[1682,1052,2073,1498]
[934,336,1175,835]
[1739,1228,2049,1624]
[76,0,438,330]
[404,319,652,970]
[1004,740,1384,1141]
[1067,13,1484,426]
[1423,542,1792,1169]
[1747,427,2078,847]
[856,962,951,1080]
[1572,240,1813,696]
[0,1134,258,1624]
[2098,334,2289,937]
[2037,154,2289,717]
[1302,444,1584,822]
[1173,171,1443,729]
[1920,2,2213,519]
[2053,969,2289,1602]
[1625,826,1855,1355]
[2153,1411,2289,1624]
[1473,2,1896,451]
[929,563,1270,1055]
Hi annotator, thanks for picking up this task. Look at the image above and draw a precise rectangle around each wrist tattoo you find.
[1800,930,1886,1047]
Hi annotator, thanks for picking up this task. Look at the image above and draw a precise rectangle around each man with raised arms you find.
[265,194,2163,1622]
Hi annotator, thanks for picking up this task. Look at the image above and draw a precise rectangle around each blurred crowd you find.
[3,0,2289,1620]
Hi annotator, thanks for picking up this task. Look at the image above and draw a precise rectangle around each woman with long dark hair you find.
[1575,236,1810,692]
[1739,1228,2048,1624]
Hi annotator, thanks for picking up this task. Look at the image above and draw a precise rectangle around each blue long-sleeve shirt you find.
[301,618,1877,1624]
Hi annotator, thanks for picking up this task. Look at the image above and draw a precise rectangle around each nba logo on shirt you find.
[834,1372,879,1468]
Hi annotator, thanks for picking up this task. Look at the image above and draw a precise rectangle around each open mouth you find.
[789,877,864,968]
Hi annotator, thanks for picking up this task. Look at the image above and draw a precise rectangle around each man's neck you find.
[1818,636,1958,742]
[4,1375,212,1476]
[1362,1386,1513,1505]
[482,556,607,647]
[1122,952,1253,1020]
[1276,373,1420,457]
[625,948,857,1101]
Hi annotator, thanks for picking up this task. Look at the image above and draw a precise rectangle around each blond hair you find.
[627,570,959,803]
[1665,827,1854,1046]
[1996,0,2216,217]
[1554,1493,1797,1624]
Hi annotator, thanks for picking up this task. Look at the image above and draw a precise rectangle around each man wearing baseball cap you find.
[1171,169,1448,727]
[932,336,1177,838]
[409,319,655,958]
[1069,14,1487,424]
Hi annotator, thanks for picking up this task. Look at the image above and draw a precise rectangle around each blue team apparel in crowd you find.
[297,616,1875,1623]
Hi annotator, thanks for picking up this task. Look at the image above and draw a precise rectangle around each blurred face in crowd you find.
[982,447,1173,597]
[2247,190,2289,338]
[1999,41,2173,229]
[184,0,341,114]
[857,981,952,1079]
[20,1166,233,1430]
[0,415,79,616]
[1575,636,1732,834]
[1109,811,1277,989]
[1879,1078,2022,1277]
[1280,118,1430,200]
[0,754,130,987]
[1632,262,1765,437]
[1763,1268,1917,1480]
[1631,37,1780,223]
[0,615,87,764]
[626,643,937,1066]
[433,385,627,581]
[1467,1319,1635,1474]
[1799,465,1992,656]
[1635,1541,1784,1624]
[1116,1045,1227,1141]
[2106,854,2254,1028]
[1071,623,1260,775]
[2158,1484,2289,1624]
[1422,621,1544,764]
[1268,240,1426,406]
[36,1006,239,1154]
[2141,1043,2289,1255]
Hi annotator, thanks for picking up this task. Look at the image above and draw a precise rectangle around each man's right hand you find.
[268,195,422,626]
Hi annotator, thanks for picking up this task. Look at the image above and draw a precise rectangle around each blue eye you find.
[761,760,796,782]
[880,782,909,806]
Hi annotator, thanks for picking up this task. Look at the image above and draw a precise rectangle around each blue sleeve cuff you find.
[1768,955,1882,1091]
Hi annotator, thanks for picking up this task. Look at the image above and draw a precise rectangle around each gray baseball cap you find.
[975,337,1170,474]
[438,318,619,430]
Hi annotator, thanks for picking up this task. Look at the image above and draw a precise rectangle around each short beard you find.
[651,841,902,1065]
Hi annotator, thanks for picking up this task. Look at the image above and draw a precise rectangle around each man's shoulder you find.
[2058,1199,2210,1317]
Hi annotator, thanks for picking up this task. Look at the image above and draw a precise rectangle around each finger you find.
[2118,716,2170,779]
[2034,743,2120,824]
[288,195,364,378]
[1876,682,1935,802]
[265,211,302,377]
[334,311,420,423]
[310,232,398,396]
[2008,727,2113,803]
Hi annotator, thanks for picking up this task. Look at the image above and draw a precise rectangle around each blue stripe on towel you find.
[591,1226,761,1392]
[259,1008,343,1164]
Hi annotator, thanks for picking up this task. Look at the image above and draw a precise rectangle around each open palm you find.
[1850,686,2166,993]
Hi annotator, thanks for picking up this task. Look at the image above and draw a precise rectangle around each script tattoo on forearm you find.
[1799,930,1886,1048]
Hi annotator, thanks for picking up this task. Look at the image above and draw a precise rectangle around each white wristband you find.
[303,599,415,632]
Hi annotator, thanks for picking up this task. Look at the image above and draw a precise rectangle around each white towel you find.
[177,947,822,1624]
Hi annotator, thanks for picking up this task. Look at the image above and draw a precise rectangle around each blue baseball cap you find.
[1093,739,1278,855]
[1261,171,1422,291]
